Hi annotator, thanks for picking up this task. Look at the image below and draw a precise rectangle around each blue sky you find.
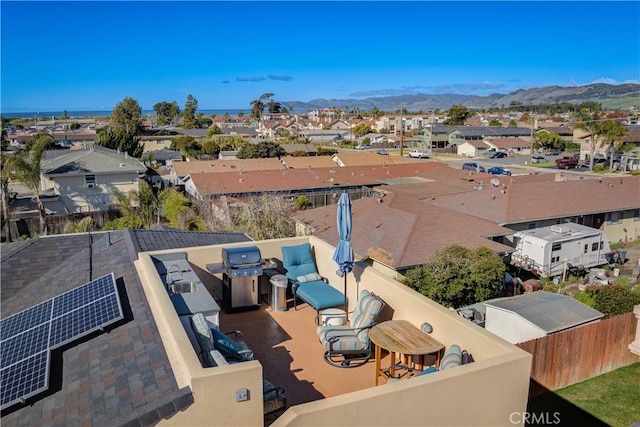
[2,1,639,112]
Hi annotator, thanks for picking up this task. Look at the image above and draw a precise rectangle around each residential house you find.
[457,139,491,157]
[0,229,531,426]
[484,291,604,344]
[291,168,640,279]
[297,130,346,145]
[422,125,533,149]
[182,162,440,202]
[279,143,317,156]
[292,190,515,280]
[427,173,640,244]
[536,125,574,146]
[483,137,531,155]
[39,145,147,214]
[327,119,350,131]
[307,108,339,121]
[140,135,175,152]
[145,148,184,166]
[574,124,640,169]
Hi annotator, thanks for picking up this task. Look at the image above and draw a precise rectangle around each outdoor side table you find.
[370,319,444,385]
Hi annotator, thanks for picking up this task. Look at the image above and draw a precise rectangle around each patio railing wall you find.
[517,311,640,397]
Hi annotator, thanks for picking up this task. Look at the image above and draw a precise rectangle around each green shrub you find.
[575,290,596,308]
[590,285,640,318]
[593,163,606,172]
[294,195,312,210]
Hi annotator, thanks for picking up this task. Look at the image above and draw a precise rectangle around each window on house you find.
[592,242,599,251]
[600,241,604,250]
[634,209,640,222]
[607,211,622,224]
[552,243,562,251]
[85,175,96,188]
[551,256,560,263]
[584,244,588,254]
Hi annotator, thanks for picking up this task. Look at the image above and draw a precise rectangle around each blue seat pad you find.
[296,281,346,310]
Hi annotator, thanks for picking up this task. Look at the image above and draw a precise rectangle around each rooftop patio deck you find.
[134,236,533,426]
[218,295,382,407]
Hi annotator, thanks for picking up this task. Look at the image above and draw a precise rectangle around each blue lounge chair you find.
[281,243,346,314]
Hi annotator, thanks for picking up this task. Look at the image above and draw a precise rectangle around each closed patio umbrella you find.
[332,192,354,317]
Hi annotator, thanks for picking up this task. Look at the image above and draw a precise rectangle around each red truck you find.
[555,157,579,169]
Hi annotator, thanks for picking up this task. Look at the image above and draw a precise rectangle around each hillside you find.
[284,83,640,112]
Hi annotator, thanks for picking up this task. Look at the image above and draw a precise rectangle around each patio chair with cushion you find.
[281,242,346,314]
[189,313,287,415]
[316,289,385,368]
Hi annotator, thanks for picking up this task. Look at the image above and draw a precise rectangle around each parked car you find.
[487,166,512,176]
[490,151,508,159]
[582,158,609,168]
[545,148,561,156]
[462,162,485,172]
[531,156,546,164]
[555,157,579,169]
[409,149,429,158]
[376,149,389,155]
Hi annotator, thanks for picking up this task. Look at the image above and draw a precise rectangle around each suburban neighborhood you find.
[2,93,640,426]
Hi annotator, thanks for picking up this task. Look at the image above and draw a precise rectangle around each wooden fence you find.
[8,210,119,240]
[517,312,640,397]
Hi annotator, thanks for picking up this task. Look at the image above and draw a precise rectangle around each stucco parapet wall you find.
[630,304,640,356]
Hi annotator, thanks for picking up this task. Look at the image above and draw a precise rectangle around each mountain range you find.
[283,83,640,112]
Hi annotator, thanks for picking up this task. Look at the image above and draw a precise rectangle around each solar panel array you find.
[0,273,123,410]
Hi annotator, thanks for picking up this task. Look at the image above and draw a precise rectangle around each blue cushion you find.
[296,282,346,311]
[440,344,462,370]
[211,328,253,362]
[282,243,318,281]
[415,366,439,377]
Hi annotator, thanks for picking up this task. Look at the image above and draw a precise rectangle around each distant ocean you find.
[1,109,250,119]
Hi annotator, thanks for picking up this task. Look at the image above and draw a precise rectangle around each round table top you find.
[370,319,444,355]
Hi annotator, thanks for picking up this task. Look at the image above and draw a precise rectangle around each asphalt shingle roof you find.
[41,146,146,176]
[0,227,252,425]
[0,231,192,425]
[430,174,640,225]
[126,227,251,254]
[292,191,513,269]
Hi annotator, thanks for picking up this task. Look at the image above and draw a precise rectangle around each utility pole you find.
[399,103,404,157]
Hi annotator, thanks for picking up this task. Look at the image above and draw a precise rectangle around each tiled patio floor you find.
[217,294,385,408]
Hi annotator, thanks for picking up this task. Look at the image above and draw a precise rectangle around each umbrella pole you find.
[344,274,348,321]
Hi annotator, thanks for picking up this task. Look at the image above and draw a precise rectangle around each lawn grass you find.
[531,362,640,426]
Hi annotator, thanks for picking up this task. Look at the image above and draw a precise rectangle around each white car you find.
[409,149,429,158]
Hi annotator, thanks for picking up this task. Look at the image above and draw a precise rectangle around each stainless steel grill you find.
[221,246,263,312]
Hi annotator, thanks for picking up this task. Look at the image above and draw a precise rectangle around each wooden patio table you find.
[370,319,445,385]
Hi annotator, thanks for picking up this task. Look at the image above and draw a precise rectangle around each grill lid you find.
[222,245,262,267]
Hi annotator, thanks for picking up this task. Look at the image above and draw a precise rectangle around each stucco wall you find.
[135,236,532,427]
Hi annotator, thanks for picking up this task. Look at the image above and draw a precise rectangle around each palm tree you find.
[599,120,631,171]
[9,136,49,235]
[111,181,159,228]
[573,112,603,171]
[1,153,14,242]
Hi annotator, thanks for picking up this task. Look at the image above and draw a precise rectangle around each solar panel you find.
[0,273,123,410]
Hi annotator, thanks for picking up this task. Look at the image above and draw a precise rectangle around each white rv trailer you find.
[510,223,611,278]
